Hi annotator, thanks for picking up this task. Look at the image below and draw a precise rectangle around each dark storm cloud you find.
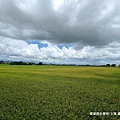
[0,0,120,47]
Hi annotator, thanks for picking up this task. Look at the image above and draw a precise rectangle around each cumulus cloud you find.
[0,38,120,64]
[0,0,120,47]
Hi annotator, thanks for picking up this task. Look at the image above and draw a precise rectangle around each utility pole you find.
[94,58,95,66]
[54,58,55,65]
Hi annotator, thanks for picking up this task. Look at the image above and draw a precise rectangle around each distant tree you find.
[0,60,4,64]
[111,64,116,67]
[19,61,24,65]
[24,62,28,65]
[106,64,110,67]
[10,62,15,65]
[28,62,32,65]
[38,62,43,65]
[28,62,35,65]
[10,61,26,65]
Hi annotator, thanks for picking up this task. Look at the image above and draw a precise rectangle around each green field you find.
[0,65,120,120]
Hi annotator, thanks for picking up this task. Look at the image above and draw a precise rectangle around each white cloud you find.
[0,38,120,64]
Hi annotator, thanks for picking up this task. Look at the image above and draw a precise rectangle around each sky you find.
[0,0,120,65]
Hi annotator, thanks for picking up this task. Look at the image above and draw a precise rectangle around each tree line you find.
[0,60,43,65]
[0,60,120,67]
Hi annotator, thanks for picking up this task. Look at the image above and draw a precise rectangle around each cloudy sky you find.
[0,0,120,65]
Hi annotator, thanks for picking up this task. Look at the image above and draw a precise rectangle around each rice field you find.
[0,65,120,120]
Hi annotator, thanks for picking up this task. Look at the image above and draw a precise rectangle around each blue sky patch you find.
[26,40,48,48]
[57,44,71,49]
[26,40,71,49]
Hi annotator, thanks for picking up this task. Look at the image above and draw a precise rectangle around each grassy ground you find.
[0,65,120,120]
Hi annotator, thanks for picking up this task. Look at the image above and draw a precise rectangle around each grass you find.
[0,65,120,120]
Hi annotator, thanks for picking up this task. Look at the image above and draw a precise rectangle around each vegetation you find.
[0,65,120,120]
[0,60,119,67]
